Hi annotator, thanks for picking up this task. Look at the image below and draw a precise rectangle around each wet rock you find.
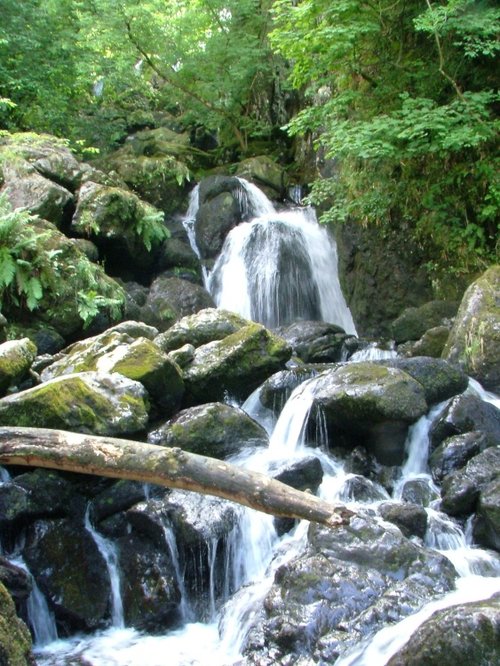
[275,321,348,363]
[148,402,269,459]
[387,595,500,666]
[430,431,491,482]
[183,322,291,404]
[441,447,500,517]
[472,478,500,551]
[272,456,323,494]
[344,446,379,479]
[117,531,181,632]
[259,367,321,414]
[90,480,148,523]
[399,478,440,507]
[0,371,149,435]
[308,363,428,465]
[399,325,450,358]
[391,300,458,343]
[0,338,37,396]
[145,275,214,331]
[429,393,500,450]
[0,557,32,602]
[154,308,248,353]
[377,357,468,405]
[340,476,390,503]
[24,518,111,632]
[443,265,500,393]
[0,580,33,665]
[378,502,428,539]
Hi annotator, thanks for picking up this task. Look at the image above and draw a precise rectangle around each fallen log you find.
[0,427,353,528]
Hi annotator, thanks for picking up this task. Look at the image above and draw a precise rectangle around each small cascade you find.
[349,343,398,363]
[13,557,58,647]
[84,506,124,628]
[162,523,194,622]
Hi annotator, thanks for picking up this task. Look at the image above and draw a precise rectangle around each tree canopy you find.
[0,0,498,283]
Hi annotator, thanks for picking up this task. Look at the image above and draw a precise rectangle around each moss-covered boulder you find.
[308,363,428,464]
[399,325,451,358]
[0,581,33,665]
[387,596,500,666]
[23,518,111,631]
[41,331,184,415]
[145,276,214,332]
[443,266,500,393]
[101,127,192,215]
[391,300,458,343]
[148,402,268,459]
[259,366,322,414]
[183,322,291,404]
[154,308,248,353]
[0,371,149,435]
[72,181,167,274]
[235,155,287,198]
[0,338,37,395]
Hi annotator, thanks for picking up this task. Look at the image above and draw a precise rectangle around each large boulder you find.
[391,300,458,343]
[234,156,288,198]
[0,581,33,665]
[23,518,111,632]
[430,431,493,482]
[429,393,500,450]
[41,331,184,415]
[183,322,291,404]
[307,363,428,464]
[472,478,500,552]
[387,596,500,666]
[443,266,500,392]
[259,367,322,414]
[0,338,37,396]
[154,308,248,353]
[276,320,349,363]
[0,371,149,435]
[148,402,268,459]
[72,181,167,274]
[145,276,214,332]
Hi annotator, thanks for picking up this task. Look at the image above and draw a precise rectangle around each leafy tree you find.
[271,0,499,289]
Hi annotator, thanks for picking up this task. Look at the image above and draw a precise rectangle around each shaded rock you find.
[0,371,149,435]
[183,322,291,404]
[276,321,348,363]
[343,446,379,479]
[148,402,268,459]
[116,531,181,632]
[272,456,323,494]
[441,447,500,517]
[391,300,458,343]
[472,478,500,551]
[145,276,214,332]
[155,308,248,353]
[443,265,500,392]
[430,432,491,482]
[168,343,195,368]
[429,393,500,450]
[90,480,148,523]
[71,238,99,262]
[0,338,37,396]
[0,557,32,602]
[399,478,440,507]
[1,162,73,227]
[339,475,390,503]
[308,363,428,465]
[24,519,111,632]
[387,595,500,666]
[399,326,450,358]
[377,357,468,405]
[0,580,33,665]
[107,320,159,340]
[378,502,428,539]
[235,156,287,197]
[72,181,166,273]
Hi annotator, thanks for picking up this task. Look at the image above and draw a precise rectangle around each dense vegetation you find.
[0,0,498,288]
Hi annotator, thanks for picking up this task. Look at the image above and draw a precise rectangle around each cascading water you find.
[183,178,357,334]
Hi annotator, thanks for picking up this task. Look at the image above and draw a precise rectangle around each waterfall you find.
[182,178,356,334]
[84,506,124,628]
[13,557,58,647]
[162,524,194,622]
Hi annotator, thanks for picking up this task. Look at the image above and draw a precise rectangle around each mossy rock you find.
[391,300,458,343]
[0,338,37,395]
[0,371,149,435]
[145,276,214,332]
[154,308,248,353]
[0,581,33,665]
[183,322,291,404]
[309,363,428,464]
[234,155,287,197]
[443,266,500,393]
[398,325,451,358]
[148,402,268,459]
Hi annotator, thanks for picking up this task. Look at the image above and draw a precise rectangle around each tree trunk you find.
[0,427,353,528]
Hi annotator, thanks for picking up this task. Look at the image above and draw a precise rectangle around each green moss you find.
[0,582,32,665]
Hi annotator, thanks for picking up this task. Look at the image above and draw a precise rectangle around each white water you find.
[183,178,356,334]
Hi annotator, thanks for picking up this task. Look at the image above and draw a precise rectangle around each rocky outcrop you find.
[443,266,500,393]
[148,402,268,459]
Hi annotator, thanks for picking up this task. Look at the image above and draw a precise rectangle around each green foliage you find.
[271,0,499,284]
[136,204,170,252]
